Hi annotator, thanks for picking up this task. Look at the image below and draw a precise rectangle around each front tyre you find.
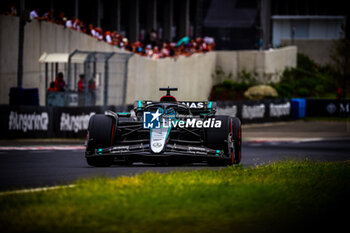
[86,114,115,167]
[206,116,242,165]
[229,117,242,165]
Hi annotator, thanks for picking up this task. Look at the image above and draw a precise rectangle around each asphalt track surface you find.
[0,121,349,192]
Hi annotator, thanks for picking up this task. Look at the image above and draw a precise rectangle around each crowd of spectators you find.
[2,5,216,59]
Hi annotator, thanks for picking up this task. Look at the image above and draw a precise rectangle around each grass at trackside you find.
[0,161,349,233]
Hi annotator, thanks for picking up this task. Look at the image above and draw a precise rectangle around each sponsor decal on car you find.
[179,102,204,108]
[138,101,212,109]
[152,142,163,148]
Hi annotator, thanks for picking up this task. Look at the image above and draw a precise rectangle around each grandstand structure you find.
[1,0,348,106]
[3,0,348,51]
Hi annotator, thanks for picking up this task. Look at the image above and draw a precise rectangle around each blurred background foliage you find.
[210,53,342,100]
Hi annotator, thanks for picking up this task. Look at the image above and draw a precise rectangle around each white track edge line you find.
[0,184,76,196]
[0,146,85,151]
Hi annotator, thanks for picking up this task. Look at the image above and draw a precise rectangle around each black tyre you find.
[206,116,242,165]
[230,117,242,165]
[86,114,115,167]
[206,115,230,150]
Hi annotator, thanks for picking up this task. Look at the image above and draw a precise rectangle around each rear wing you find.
[134,101,216,114]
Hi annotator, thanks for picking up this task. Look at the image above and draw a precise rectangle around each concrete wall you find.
[281,39,334,65]
[126,52,216,103]
[0,15,296,106]
[0,15,19,103]
[215,46,297,84]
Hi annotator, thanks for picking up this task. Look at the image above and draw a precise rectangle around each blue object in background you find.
[9,87,39,106]
[291,98,306,119]
[176,36,190,47]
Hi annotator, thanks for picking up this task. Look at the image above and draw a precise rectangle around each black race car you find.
[85,88,241,166]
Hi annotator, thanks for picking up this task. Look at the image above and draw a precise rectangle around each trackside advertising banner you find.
[1,99,348,139]
[306,99,350,117]
[52,106,117,138]
[0,105,117,139]
[0,105,53,138]
[216,99,292,124]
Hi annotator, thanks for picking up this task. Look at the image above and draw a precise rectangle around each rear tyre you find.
[86,114,115,167]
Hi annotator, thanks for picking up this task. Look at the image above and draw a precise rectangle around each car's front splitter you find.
[86,143,228,159]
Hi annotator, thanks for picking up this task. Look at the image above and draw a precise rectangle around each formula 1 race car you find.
[85,87,241,166]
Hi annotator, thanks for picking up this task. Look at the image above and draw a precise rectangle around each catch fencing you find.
[40,50,133,108]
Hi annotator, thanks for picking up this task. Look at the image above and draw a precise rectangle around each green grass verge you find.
[1,161,349,233]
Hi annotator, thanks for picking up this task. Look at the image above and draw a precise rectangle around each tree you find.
[330,26,350,98]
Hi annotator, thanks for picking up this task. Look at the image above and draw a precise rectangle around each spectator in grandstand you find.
[105,31,112,44]
[30,8,41,20]
[42,10,55,22]
[203,36,215,51]
[73,18,78,28]
[78,21,86,33]
[79,20,86,33]
[159,42,168,57]
[95,27,104,40]
[13,8,215,59]
[119,37,129,50]
[117,34,126,47]
[151,46,162,59]
[77,74,85,92]
[168,43,176,57]
[56,12,66,25]
[88,78,96,105]
[336,87,342,100]
[109,31,117,45]
[145,44,153,58]
[65,16,75,28]
[48,82,56,92]
[143,29,158,48]
[71,18,84,32]
[88,78,96,90]
[132,41,143,54]
[3,4,17,16]
[88,24,97,37]
[54,72,66,92]
[77,74,85,105]
[194,37,203,52]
